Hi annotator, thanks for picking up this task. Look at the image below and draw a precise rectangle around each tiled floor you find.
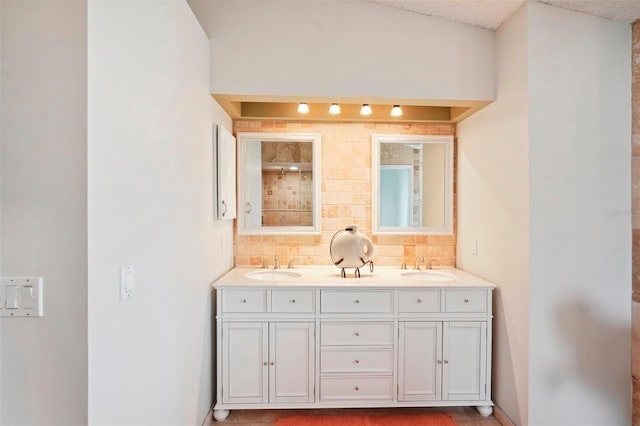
[206,407,501,426]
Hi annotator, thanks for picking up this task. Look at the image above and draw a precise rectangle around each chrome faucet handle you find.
[274,254,280,270]
[287,259,295,269]
[414,256,425,270]
[262,258,268,269]
[427,259,439,270]
[401,261,407,270]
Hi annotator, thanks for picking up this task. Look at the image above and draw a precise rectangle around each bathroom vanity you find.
[212,267,495,422]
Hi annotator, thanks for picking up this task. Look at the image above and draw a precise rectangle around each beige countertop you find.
[213,265,496,289]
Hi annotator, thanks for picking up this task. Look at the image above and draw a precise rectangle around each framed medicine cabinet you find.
[213,124,236,220]
[371,134,453,235]
[236,132,322,235]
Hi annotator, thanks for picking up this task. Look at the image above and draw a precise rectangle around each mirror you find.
[237,132,322,235]
[371,134,453,235]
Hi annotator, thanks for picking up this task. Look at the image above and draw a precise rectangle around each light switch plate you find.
[0,277,44,317]
[120,265,134,301]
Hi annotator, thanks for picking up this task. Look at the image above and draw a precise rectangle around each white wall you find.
[527,3,631,424]
[456,4,530,424]
[188,0,494,102]
[1,1,88,424]
[88,2,233,424]
[0,0,3,418]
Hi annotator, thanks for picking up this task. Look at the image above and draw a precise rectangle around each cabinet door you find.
[222,322,268,404]
[398,321,442,401]
[269,322,315,403]
[218,125,236,220]
[442,321,486,401]
[243,139,262,228]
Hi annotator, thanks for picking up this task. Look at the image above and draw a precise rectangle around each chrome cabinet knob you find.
[354,332,360,336]
[270,362,275,366]
[437,360,443,364]
[241,299,247,303]
[464,298,469,303]
[354,299,360,304]
[354,359,360,364]
[263,362,268,366]
[444,360,449,364]
[417,298,423,303]
[354,387,359,391]
[290,299,296,303]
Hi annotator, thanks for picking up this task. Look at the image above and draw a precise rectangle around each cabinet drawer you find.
[320,376,393,401]
[399,289,440,313]
[321,348,393,374]
[445,289,487,313]
[271,289,315,313]
[221,289,267,313]
[320,322,393,346]
[321,290,393,313]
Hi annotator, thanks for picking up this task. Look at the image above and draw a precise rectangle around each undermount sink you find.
[246,270,302,281]
[400,270,456,282]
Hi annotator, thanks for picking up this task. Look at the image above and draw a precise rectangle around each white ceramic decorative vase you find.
[329,225,374,269]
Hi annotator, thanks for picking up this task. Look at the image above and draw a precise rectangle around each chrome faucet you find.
[427,259,439,270]
[400,261,407,270]
[287,259,295,269]
[274,254,280,270]
[414,256,424,270]
[261,258,268,269]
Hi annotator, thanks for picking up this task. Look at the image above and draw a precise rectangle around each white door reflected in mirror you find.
[380,166,412,227]
[372,135,453,235]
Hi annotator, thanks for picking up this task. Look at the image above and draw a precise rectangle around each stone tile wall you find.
[233,120,457,268]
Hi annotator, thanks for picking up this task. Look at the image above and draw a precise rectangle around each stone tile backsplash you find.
[233,120,456,268]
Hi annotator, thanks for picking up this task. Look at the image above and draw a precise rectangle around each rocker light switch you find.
[22,286,35,309]
[5,285,18,309]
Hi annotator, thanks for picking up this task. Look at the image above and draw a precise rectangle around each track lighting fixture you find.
[390,105,403,117]
[360,104,372,116]
[297,102,310,114]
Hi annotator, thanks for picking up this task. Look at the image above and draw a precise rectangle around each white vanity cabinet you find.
[213,271,495,422]
[398,321,487,402]
[222,321,314,404]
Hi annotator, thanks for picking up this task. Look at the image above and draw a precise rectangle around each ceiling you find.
[367,0,640,30]
[210,0,640,124]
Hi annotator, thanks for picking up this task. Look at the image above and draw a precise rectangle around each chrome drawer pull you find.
[354,386,359,391]
[290,299,296,303]
[417,298,423,303]
[354,332,360,337]
[464,298,469,303]
[354,299,360,304]
[354,359,360,364]
[241,299,247,303]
